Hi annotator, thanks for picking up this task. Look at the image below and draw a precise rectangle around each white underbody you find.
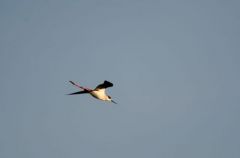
[90,89,110,101]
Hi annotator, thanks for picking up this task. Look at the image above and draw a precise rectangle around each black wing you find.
[95,80,113,90]
[68,90,89,95]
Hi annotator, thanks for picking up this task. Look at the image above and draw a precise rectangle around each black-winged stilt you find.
[68,80,117,104]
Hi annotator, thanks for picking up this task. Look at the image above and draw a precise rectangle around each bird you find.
[68,80,117,104]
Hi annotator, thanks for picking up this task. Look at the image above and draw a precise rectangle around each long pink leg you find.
[69,81,92,91]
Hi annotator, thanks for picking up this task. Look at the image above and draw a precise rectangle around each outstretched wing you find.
[68,90,89,95]
[95,80,113,90]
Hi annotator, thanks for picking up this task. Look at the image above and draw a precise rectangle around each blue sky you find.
[1,0,240,158]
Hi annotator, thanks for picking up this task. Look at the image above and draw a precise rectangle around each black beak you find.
[111,100,117,104]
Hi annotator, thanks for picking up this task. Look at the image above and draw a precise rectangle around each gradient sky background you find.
[1,0,240,158]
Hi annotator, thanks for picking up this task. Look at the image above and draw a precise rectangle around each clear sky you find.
[1,0,240,158]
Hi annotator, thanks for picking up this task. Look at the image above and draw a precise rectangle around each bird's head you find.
[107,95,117,104]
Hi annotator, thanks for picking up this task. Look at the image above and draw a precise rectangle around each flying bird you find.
[68,80,117,104]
